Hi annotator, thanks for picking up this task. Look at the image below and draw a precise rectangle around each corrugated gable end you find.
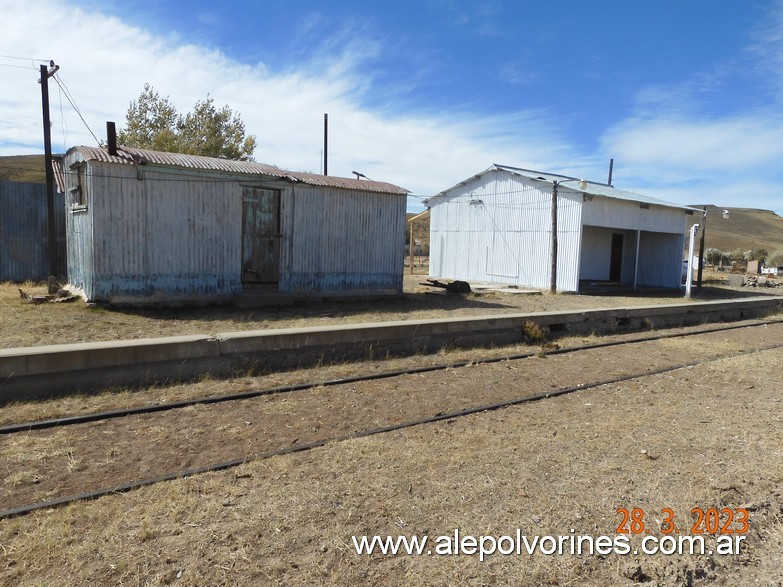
[67,146,408,195]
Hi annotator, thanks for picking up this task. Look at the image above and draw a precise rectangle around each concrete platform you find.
[1,296,782,403]
[470,284,543,295]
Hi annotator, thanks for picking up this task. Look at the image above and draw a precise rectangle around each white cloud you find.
[601,114,783,172]
[2,0,781,217]
[594,2,783,216]
[0,0,576,197]
[597,112,783,214]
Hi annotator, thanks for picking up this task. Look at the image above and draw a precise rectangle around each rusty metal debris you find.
[420,279,472,294]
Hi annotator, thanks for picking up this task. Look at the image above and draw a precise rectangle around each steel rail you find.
[2,328,783,520]
[2,318,782,436]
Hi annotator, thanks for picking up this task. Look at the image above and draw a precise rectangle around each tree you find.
[118,84,179,152]
[117,84,256,161]
[750,248,769,263]
[705,248,724,266]
[768,248,783,267]
[177,96,256,160]
[729,248,746,263]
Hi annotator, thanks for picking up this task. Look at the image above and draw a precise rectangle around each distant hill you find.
[0,154,47,183]
[406,211,430,252]
[687,205,783,254]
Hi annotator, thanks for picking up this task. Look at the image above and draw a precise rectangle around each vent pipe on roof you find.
[107,121,118,156]
[608,158,614,186]
[323,113,328,176]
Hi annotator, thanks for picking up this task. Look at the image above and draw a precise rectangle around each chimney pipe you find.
[107,121,117,156]
[323,113,328,176]
[607,158,614,186]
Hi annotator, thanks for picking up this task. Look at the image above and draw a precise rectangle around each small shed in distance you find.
[426,164,696,292]
[63,146,408,304]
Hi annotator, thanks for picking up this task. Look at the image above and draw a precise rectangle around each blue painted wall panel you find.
[0,181,66,281]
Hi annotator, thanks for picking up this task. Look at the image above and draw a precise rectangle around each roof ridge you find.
[66,145,408,195]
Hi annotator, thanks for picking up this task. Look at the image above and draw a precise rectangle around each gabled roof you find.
[427,164,698,212]
[66,145,409,195]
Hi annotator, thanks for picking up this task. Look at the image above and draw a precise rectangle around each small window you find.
[69,165,88,208]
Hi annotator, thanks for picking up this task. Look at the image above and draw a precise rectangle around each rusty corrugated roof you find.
[51,155,66,194]
[68,146,408,195]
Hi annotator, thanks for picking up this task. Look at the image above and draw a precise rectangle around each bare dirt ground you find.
[3,270,778,349]
[1,321,783,585]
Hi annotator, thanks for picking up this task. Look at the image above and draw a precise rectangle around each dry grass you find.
[2,317,776,428]
[2,273,772,350]
[1,345,781,585]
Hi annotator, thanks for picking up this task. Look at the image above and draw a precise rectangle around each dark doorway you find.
[609,233,624,282]
[241,187,280,284]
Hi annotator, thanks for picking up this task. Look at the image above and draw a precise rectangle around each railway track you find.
[2,318,783,519]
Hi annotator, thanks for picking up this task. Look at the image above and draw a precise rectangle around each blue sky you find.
[2,0,783,214]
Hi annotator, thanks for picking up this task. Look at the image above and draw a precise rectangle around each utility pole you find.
[550,182,559,294]
[39,61,59,278]
[696,206,707,288]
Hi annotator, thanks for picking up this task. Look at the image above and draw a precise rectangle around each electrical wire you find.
[0,54,50,62]
[0,62,37,71]
[52,74,101,146]
[57,75,69,149]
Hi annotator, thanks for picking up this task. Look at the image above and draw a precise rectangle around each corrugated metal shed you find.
[0,181,66,281]
[427,165,691,292]
[64,146,407,303]
[428,167,582,291]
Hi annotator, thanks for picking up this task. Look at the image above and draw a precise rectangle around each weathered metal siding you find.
[64,155,243,302]
[279,185,405,293]
[429,170,582,291]
[0,181,66,281]
[582,196,689,233]
[636,231,683,288]
[65,156,95,298]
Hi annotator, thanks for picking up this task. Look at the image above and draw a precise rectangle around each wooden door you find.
[241,187,280,284]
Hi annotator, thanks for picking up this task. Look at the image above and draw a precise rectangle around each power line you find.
[0,53,50,62]
[51,73,101,146]
[0,62,37,71]
[56,77,68,148]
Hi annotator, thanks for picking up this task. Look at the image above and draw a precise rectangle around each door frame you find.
[241,185,281,285]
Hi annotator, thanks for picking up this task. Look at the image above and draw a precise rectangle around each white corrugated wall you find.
[636,231,684,288]
[429,169,582,291]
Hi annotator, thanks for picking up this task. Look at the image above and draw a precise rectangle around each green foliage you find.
[178,97,257,160]
[729,248,746,262]
[745,248,768,263]
[705,248,726,265]
[768,248,783,267]
[117,84,256,161]
[117,84,179,152]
